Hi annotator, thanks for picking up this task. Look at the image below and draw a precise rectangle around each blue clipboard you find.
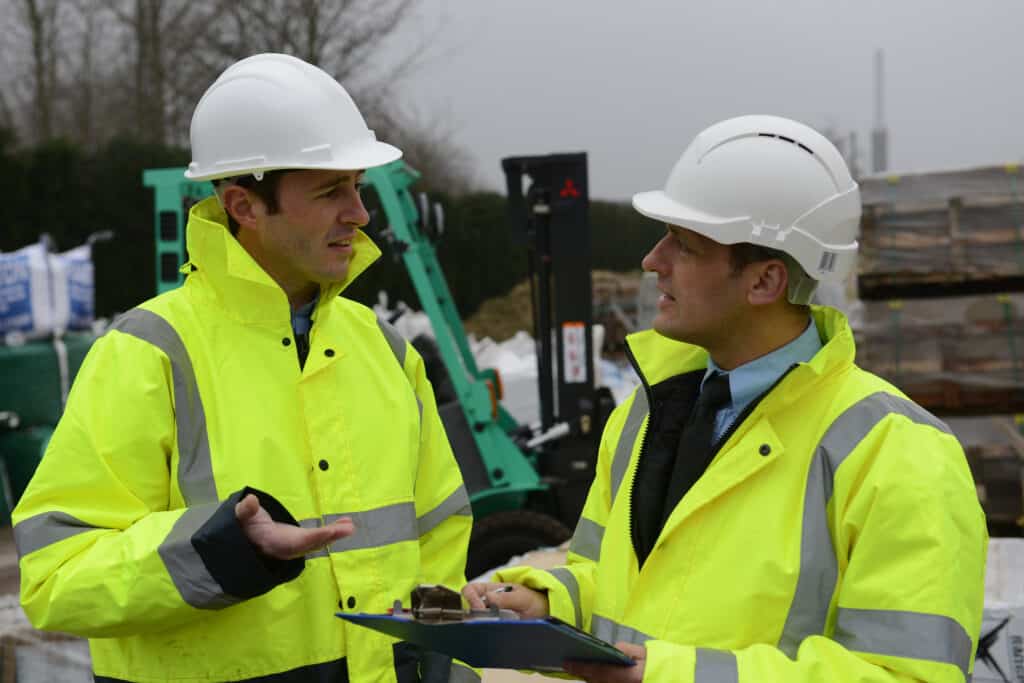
[337,613,635,671]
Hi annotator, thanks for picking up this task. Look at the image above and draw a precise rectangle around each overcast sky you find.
[386,0,1024,200]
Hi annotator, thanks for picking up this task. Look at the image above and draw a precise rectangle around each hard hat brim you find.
[632,190,750,244]
[184,139,404,182]
[632,188,858,283]
[332,138,404,172]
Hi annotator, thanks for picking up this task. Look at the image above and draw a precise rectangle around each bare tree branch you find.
[66,0,99,144]
[98,0,132,25]
[2,0,476,191]
[21,0,59,141]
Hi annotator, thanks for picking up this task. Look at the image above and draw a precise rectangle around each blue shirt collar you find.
[702,317,822,414]
[290,295,318,336]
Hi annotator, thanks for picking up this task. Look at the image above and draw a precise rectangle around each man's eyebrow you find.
[311,171,365,192]
[668,226,701,249]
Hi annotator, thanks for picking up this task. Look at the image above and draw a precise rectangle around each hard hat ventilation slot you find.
[756,132,815,156]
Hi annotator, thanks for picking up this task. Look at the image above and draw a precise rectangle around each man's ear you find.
[221,185,260,231]
[747,259,789,306]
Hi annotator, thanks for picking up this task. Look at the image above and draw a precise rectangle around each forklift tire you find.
[410,334,457,405]
[466,509,572,580]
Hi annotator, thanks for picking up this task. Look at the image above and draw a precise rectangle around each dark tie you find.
[295,331,310,369]
[661,371,732,525]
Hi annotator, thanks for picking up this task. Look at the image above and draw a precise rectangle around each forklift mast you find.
[502,153,596,436]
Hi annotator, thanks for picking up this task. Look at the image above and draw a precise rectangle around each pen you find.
[481,585,514,606]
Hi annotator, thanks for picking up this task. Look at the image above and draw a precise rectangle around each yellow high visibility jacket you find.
[498,306,987,683]
[13,197,475,683]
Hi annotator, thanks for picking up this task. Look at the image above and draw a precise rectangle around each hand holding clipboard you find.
[338,585,637,672]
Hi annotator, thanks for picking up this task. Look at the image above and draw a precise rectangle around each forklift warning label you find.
[562,322,587,384]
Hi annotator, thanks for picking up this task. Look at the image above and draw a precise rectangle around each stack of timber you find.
[954,415,1024,536]
[858,164,1024,299]
[856,164,1024,535]
[856,163,1024,415]
[854,293,1024,415]
[967,441,1023,535]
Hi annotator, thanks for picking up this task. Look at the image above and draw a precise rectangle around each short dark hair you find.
[217,170,286,236]
[728,242,788,274]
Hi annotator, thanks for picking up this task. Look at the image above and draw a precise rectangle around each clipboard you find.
[338,612,634,671]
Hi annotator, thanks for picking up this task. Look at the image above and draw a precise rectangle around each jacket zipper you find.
[624,342,657,564]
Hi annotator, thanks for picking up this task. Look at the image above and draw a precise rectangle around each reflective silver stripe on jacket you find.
[299,518,329,559]
[835,607,973,679]
[18,311,230,608]
[590,614,651,646]
[111,308,217,505]
[302,492,469,561]
[377,318,424,422]
[377,319,408,368]
[695,648,738,683]
[418,486,472,537]
[568,517,604,562]
[325,502,418,553]
[14,511,99,557]
[547,568,583,629]
[779,391,957,663]
[610,390,648,503]
[449,661,481,683]
[157,504,241,609]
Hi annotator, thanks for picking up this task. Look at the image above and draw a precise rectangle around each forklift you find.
[143,153,614,577]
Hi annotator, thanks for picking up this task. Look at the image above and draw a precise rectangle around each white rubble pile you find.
[373,297,641,427]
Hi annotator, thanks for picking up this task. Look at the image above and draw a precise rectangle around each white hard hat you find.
[185,53,402,181]
[633,115,860,283]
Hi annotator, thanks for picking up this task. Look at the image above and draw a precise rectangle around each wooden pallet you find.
[966,445,1024,536]
[857,164,1024,299]
[897,379,1024,416]
[858,272,1024,300]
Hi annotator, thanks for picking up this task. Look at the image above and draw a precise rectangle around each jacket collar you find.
[625,306,857,402]
[181,196,381,325]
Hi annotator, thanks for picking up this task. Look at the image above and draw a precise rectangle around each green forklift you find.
[0,334,96,521]
[143,154,614,577]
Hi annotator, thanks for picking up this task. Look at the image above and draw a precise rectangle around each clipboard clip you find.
[389,585,520,623]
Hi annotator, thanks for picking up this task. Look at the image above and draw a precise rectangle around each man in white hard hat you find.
[14,53,474,683]
[465,115,986,683]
